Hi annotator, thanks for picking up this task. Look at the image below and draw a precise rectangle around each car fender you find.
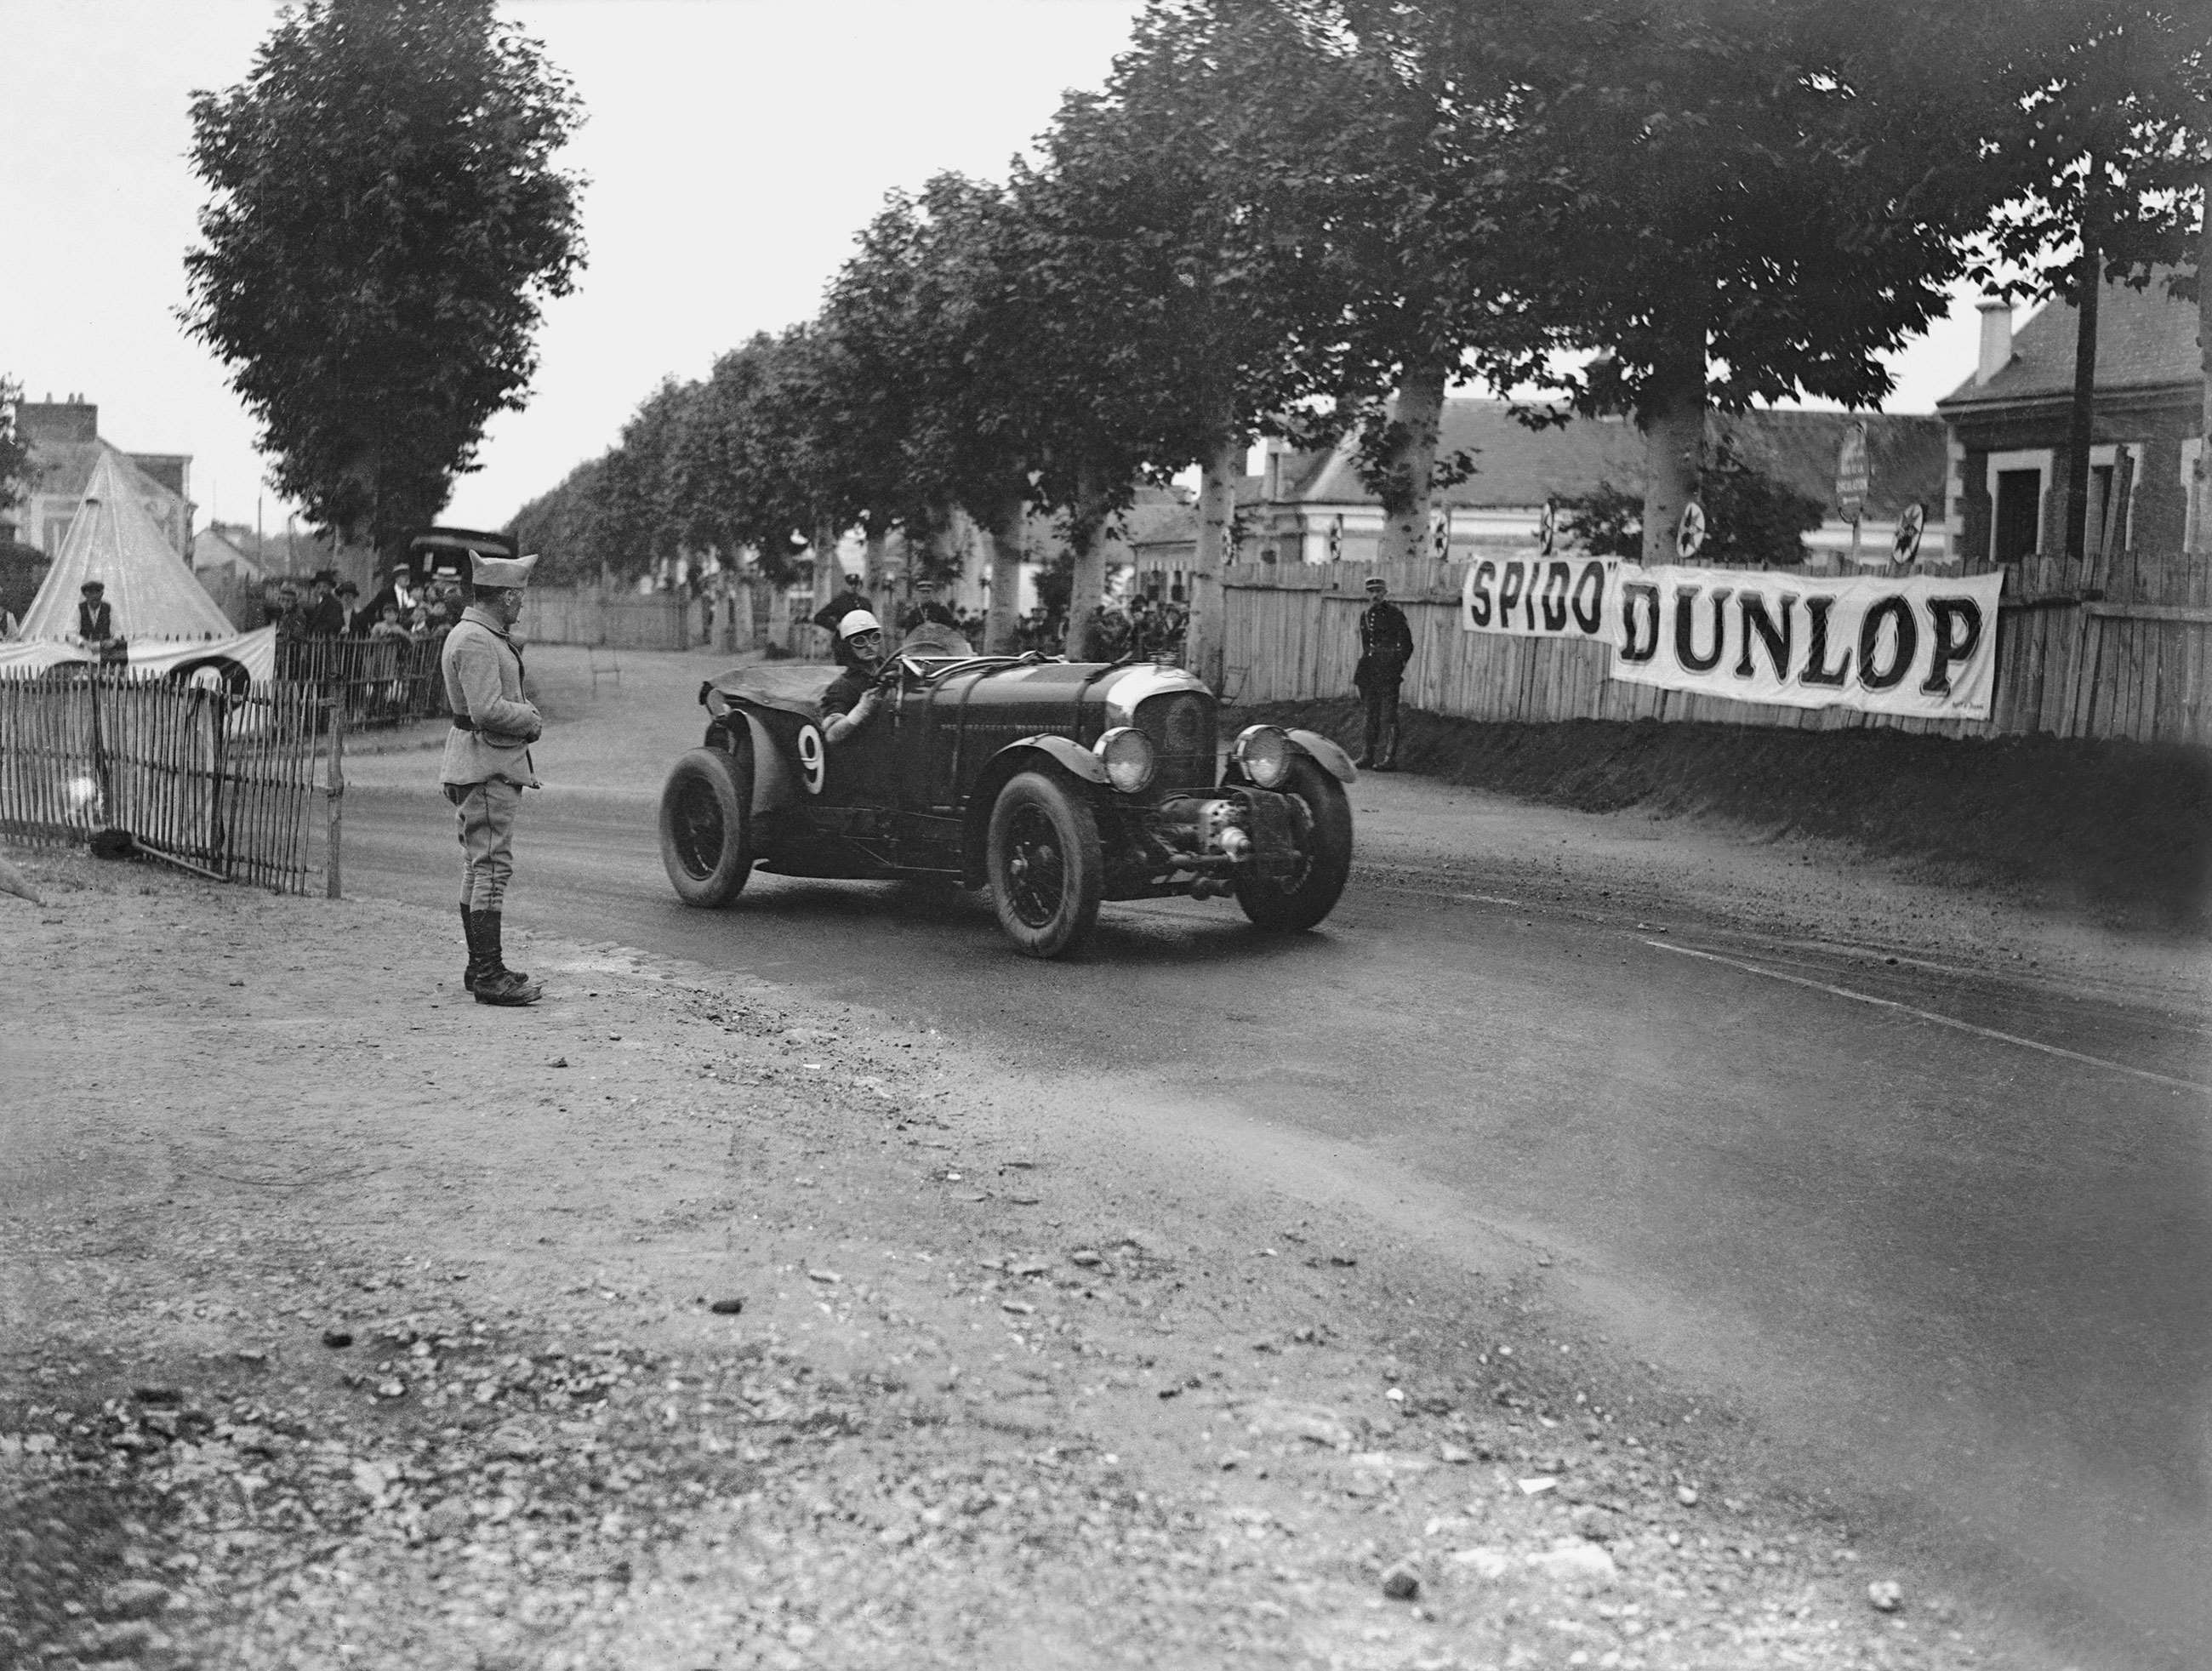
[710,708,797,814]
[961,734,1109,887]
[1007,733,1110,786]
[1286,727,1359,784]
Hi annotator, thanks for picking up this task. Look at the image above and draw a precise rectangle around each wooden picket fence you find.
[522,585,694,651]
[0,670,331,893]
[1222,549,2212,746]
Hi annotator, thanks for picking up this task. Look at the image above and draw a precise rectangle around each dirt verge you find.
[2,846,2010,1670]
[1253,699,2212,932]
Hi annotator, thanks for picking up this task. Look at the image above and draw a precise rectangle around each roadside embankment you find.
[1251,699,2212,932]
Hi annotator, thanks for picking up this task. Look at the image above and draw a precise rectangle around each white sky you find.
[2,0,1983,539]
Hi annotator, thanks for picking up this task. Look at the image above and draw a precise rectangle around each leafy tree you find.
[721,325,857,600]
[1227,1,1561,565]
[1018,3,1385,665]
[1561,442,1825,567]
[1700,448,1827,567]
[595,376,699,580]
[822,176,1044,648]
[1557,482,1644,562]
[1399,0,2001,562]
[505,452,615,584]
[0,377,31,518]
[1965,3,2209,558]
[183,0,584,560]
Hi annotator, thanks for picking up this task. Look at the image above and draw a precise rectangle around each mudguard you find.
[709,708,798,815]
[1286,727,1359,784]
[1004,733,1110,785]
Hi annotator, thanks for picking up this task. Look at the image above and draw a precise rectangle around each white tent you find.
[20,447,233,642]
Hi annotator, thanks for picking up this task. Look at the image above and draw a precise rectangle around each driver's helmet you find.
[837,610,883,640]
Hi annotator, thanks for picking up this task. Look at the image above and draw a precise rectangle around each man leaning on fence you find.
[441,551,545,1007]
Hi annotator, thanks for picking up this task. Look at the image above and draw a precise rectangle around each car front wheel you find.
[1234,756,1354,932]
[986,769,1103,958]
[658,744,754,908]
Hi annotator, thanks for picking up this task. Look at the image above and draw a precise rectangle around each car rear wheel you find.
[658,744,754,907]
[1234,756,1353,932]
[986,770,1103,958]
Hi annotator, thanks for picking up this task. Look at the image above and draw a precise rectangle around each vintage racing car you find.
[655,633,1356,957]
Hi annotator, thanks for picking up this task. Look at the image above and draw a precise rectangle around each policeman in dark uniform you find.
[1354,574,1413,770]
[898,579,959,634]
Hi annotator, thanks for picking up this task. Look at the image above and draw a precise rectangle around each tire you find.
[658,744,755,908]
[986,769,1103,958]
[1235,756,1354,932]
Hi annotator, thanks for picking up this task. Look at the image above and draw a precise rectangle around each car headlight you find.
[1234,724,1294,790]
[1096,726,1157,794]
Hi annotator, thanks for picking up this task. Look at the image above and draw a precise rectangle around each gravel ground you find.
[0,846,2015,1669]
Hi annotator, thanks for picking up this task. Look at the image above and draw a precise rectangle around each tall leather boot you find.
[460,907,492,994]
[472,910,541,1007]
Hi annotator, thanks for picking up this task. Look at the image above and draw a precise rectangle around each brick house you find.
[1,396,194,560]
[1936,275,2202,567]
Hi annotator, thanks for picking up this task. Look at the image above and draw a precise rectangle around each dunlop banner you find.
[1606,566,2005,720]
[1460,555,1618,640]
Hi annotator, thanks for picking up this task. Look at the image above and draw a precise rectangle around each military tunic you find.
[439,605,543,914]
[1354,597,1413,767]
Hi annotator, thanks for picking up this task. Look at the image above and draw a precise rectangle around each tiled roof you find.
[1938,274,2199,409]
[1115,494,1200,547]
[1274,400,1945,521]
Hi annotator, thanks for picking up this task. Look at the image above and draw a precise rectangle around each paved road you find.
[342,778,2209,1668]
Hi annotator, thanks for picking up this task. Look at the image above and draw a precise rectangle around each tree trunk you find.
[1061,460,1111,661]
[2198,164,2212,559]
[1372,364,1450,568]
[979,495,1026,654]
[811,517,841,642]
[2062,156,2103,564]
[863,520,891,602]
[1639,320,1706,567]
[1188,428,1243,690]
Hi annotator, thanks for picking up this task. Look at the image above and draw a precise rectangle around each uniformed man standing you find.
[897,578,959,634]
[1354,573,1413,770]
[440,551,544,1007]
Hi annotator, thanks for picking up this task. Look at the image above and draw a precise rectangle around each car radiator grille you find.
[1137,692,1216,795]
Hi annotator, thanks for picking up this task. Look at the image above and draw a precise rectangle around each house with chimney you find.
[1936,274,2203,567]
[1,396,194,561]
